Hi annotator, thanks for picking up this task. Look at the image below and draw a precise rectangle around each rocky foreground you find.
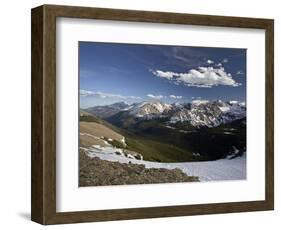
[79,150,199,186]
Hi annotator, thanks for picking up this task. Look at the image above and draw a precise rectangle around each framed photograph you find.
[31,4,274,225]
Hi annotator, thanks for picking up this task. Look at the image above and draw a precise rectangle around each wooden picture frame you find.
[31,4,274,225]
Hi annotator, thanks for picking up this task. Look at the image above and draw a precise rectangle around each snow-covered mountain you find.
[128,101,172,117]
[85,102,129,118]
[169,100,246,127]
[86,100,246,128]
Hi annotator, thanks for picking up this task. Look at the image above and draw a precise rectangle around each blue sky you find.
[79,42,246,108]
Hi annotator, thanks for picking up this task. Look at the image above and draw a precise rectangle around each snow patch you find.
[120,137,127,146]
[84,147,246,182]
[223,132,233,134]
[165,125,176,130]
[191,100,209,105]
[219,106,230,112]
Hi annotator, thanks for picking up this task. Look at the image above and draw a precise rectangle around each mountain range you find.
[85,100,246,128]
[81,100,246,162]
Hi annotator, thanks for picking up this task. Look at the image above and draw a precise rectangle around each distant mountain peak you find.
[110,101,130,109]
[129,101,172,117]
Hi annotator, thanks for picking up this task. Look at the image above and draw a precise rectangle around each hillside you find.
[79,114,197,162]
[79,150,199,186]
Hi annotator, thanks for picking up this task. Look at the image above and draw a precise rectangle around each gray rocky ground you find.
[79,150,199,186]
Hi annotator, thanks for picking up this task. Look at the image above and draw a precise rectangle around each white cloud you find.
[236,70,245,75]
[207,59,214,64]
[222,58,228,63]
[147,94,165,99]
[216,63,222,67]
[150,70,174,80]
[169,95,183,99]
[151,66,241,88]
[80,89,141,100]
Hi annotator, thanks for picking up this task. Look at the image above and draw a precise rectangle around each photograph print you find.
[79,42,246,186]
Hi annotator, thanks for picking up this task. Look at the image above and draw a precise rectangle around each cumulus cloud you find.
[151,67,241,88]
[216,63,222,67]
[207,59,214,64]
[147,94,165,99]
[150,70,174,80]
[169,95,183,99]
[222,58,228,63]
[80,89,141,100]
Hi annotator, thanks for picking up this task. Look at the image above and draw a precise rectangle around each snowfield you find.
[84,147,246,182]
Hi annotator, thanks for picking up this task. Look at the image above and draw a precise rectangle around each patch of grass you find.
[126,137,195,162]
[80,115,101,123]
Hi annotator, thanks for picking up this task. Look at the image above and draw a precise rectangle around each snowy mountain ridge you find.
[86,100,246,128]
[128,101,172,117]
[125,100,246,127]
